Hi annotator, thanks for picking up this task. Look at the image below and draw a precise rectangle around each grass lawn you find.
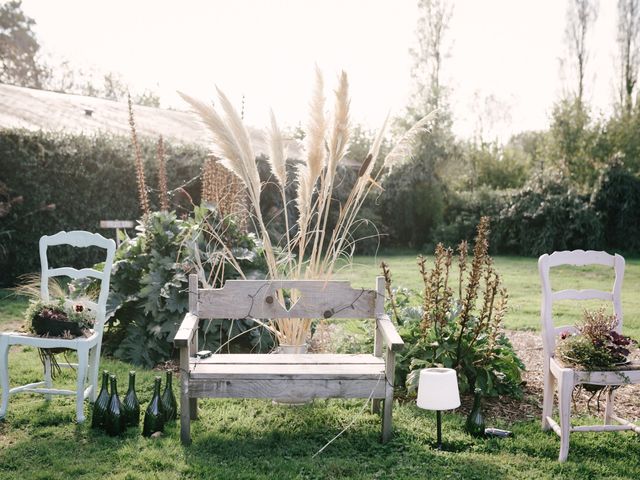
[341,253,640,339]
[1,256,640,479]
[1,346,639,479]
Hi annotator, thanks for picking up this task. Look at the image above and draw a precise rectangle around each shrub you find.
[495,171,603,255]
[105,207,270,367]
[385,218,524,397]
[432,186,509,249]
[0,129,207,286]
[592,162,640,252]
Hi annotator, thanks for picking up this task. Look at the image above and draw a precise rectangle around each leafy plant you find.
[105,207,270,367]
[557,308,636,370]
[385,217,524,397]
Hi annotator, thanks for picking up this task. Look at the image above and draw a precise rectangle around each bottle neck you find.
[472,391,482,409]
[154,379,161,397]
[110,377,118,397]
[102,372,109,389]
[128,372,136,391]
[165,372,172,387]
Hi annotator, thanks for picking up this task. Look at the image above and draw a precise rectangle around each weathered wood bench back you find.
[174,274,403,445]
[196,279,379,320]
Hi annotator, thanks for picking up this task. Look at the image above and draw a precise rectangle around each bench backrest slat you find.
[192,276,383,319]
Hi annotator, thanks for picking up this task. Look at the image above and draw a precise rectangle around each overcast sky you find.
[21,0,621,142]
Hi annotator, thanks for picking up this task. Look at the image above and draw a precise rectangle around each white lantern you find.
[416,368,460,449]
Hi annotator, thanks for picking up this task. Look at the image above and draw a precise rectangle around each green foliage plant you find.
[385,217,524,397]
[105,207,269,367]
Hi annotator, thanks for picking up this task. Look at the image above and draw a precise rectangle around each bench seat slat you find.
[189,378,387,400]
[189,363,385,380]
[192,353,384,366]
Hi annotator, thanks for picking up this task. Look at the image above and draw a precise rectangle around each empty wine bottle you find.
[105,375,125,436]
[161,371,177,422]
[465,387,486,438]
[122,371,140,428]
[91,370,110,429]
[143,376,165,437]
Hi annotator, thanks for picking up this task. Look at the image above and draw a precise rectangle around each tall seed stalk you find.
[128,94,150,215]
[157,136,169,211]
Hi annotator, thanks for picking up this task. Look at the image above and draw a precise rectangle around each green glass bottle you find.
[142,376,165,437]
[161,371,177,422]
[465,387,486,438]
[105,375,124,436]
[122,371,140,428]
[91,370,110,429]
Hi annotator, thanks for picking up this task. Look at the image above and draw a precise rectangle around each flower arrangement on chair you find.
[557,308,637,405]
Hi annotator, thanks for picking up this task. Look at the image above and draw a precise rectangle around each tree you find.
[381,0,456,247]
[0,0,45,88]
[617,0,640,115]
[410,0,453,113]
[564,0,598,106]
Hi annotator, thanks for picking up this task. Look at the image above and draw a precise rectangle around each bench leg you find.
[381,387,393,443]
[180,392,191,445]
[189,397,198,420]
[179,347,192,445]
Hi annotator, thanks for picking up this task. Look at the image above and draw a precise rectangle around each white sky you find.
[20,0,621,142]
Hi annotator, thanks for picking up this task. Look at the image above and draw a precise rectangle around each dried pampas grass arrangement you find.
[180,69,435,346]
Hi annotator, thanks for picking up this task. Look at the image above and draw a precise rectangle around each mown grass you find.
[1,346,639,479]
[1,256,640,479]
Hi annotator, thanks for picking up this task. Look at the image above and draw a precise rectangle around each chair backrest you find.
[538,250,624,357]
[189,274,385,320]
[39,231,116,332]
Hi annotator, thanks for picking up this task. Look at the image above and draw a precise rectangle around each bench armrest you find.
[376,314,404,352]
[173,312,199,347]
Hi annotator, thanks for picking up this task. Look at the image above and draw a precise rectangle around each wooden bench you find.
[173,274,404,445]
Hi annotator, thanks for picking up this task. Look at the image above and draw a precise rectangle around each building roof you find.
[0,83,274,155]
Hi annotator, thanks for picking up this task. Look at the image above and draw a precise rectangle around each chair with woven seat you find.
[539,250,640,462]
[0,231,116,423]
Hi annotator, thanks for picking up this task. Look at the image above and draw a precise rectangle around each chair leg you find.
[557,370,573,462]
[88,343,102,402]
[541,360,555,431]
[44,353,53,401]
[0,336,9,418]
[604,388,616,425]
[75,348,89,423]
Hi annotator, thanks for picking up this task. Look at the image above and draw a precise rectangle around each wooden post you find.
[99,220,134,248]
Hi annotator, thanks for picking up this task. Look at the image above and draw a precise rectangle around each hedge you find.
[0,129,208,286]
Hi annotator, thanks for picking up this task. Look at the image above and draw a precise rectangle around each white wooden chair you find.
[539,250,640,462]
[0,231,116,423]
